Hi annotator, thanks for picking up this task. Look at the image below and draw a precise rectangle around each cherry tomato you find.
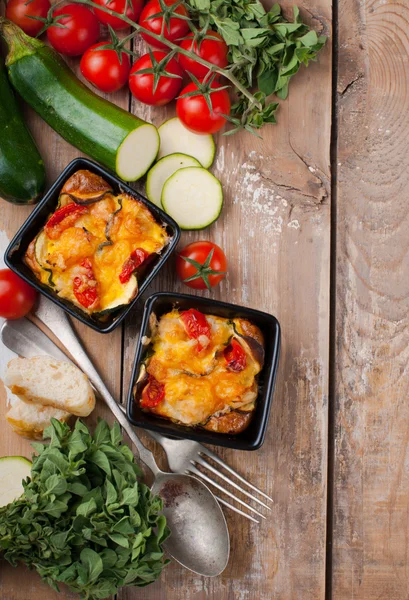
[93,0,143,30]
[141,376,165,408]
[180,308,211,351]
[178,31,229,79]
[224,339,247,372]
[0,269,37,320]
[177,80,230,134]
[80,43,130,93]
[47,4,100,57]
[129,51,184,106]
[119,248,148,283]
[139,0,190,50]
[73,258,99,309]
[176,241,227,290]
[45,203,88,240]
[5,0,51,37]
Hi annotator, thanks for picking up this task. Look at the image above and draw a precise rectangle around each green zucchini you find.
[146,153,201,207]
[161,167,223,230]
[0,19,159,182]
[0,60,45,204]
[34,231,55,287]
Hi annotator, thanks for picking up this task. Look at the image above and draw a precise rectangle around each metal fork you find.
[31,297,273,524]
[143,430,273,524]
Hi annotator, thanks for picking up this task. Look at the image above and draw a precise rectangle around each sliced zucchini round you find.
[0,456,31,508]
[157,118,216,168]
[146,153,201,207]
[161,167,223,230]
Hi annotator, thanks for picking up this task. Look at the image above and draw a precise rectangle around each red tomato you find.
[141,376,165,408]
[73,258,99,309]
[177,80,230,134]
[224,339,247,372]
[5,0,51,37]
[178,31,229,78]
[180,308,211,351]
[93,0,143,30]
[80,43,130,93]
[45,203,88,240]
[129,51,184,106]
[119,248,148,283]
[176,241,227,290]
[47,4,100,57]
[0,269,37,320]
[139,0,190,50]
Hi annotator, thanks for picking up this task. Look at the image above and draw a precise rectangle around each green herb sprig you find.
[0,419,169,600]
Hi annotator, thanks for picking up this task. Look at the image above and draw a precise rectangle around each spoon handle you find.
[34,297,160,476]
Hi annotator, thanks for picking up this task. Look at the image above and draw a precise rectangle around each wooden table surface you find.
[1,0,408,597]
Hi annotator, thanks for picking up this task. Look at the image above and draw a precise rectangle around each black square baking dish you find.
[4,158,180,333]
[126,292,281,450]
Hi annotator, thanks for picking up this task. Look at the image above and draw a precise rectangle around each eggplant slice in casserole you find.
[25,170,169,316]
[134,308,265,435]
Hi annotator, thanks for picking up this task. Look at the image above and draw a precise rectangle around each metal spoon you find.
[1,301,230,577]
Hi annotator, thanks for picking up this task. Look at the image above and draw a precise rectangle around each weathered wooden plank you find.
[332,0,409,597]
[120,1,332,597]
[0,41,126,598]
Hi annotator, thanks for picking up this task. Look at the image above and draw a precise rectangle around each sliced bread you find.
[6,398,71,440]
[4,356,95,417]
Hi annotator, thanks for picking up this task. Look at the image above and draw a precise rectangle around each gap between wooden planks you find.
[0,1,332,598]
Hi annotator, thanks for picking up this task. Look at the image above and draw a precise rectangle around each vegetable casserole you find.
[134,307,265,434]
[24,169,169,315]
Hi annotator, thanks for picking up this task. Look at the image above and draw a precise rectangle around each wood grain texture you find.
[332,0,409,597]
[120,1,332,597]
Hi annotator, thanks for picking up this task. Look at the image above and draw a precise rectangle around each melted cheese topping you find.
[143,310,262,427]
[27,187,168,314]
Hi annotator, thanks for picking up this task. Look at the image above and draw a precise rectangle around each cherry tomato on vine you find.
[47,4,100,57]
[80,43,131,93]
[93,0,144,31]
[129,51,184,106]
[138,0,190,50]
[176,241,227,290]
[178,31,229,79]
[0,269,37,319]
[177,80,231,134]
[5,0,51,36]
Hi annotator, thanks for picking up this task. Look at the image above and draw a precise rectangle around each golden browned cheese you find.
[24,170,169,315]
[138,310,265,435]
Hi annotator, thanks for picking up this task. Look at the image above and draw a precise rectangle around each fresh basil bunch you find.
[0,419,169,600]
[187,0,327,133]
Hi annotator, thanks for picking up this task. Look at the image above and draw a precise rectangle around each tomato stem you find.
[49,0,263,110]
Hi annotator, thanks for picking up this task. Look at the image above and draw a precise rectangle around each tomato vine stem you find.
[54,0,263,111]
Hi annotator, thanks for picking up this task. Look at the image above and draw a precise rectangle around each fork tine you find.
[215,496,260,524]
[187,464,266,519]
[199,447,274,503]
[195,456,271,511]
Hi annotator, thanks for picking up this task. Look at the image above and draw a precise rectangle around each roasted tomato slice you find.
[224,338,247,372]
[73,258,99,309]
[45,203,88,240]
[180,308,211,350]
[119,248,148,284]
[141,375,165,408]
